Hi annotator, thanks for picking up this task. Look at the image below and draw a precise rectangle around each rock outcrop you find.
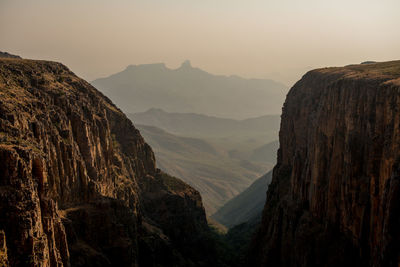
[0,58,214,266]
[0,52,21,59]
[0,230,8,266]
[250,61,400,266]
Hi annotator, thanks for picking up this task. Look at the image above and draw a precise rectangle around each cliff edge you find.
[0,58,214,266]
[250,61,400,266]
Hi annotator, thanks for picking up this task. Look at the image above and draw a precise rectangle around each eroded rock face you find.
[250,61,400,267]
[0,230,8,266]
[0,58,209,266]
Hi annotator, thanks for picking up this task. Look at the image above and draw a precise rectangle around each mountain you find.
[92,61,288,119]
[135,124,275,214]
[211,171,273,228]
[249,61,400,266]
[0,58,229,266]
[129,108,280,143]
[250,141,280,163]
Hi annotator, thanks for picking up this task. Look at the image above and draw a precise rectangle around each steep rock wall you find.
[250,61,400,267]
[0,58,209,266]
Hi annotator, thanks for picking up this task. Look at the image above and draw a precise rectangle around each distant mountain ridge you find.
[250,141,280,162]
[129,108,280,143]
[92,61,287,119]
[136,124,275,214]
[212,171,273,228]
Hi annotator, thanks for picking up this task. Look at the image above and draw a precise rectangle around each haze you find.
[1,0,399,86]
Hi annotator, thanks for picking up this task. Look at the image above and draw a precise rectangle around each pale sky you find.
[1,0,399,86]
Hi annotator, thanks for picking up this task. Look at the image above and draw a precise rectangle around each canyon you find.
[1,54,399,267]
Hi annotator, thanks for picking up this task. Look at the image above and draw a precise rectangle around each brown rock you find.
[0,59,211,266]
[0,230,9,267]
[250,61,400,267]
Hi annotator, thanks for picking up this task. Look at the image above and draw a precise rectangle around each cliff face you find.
[250,61,400,267]
[0,58,210,266]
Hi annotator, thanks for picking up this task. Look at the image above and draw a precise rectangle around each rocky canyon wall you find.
[0,58,212,267]
[250,61,400,267]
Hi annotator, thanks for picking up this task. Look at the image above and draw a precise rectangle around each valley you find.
[129,110,280,214]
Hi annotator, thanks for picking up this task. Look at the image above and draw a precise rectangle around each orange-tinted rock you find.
[250,61,400,267]
[0,230,8,267]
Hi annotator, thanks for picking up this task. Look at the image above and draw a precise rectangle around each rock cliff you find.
[0,58,214,266]
[0,52,21,59]
[250,61,400,266]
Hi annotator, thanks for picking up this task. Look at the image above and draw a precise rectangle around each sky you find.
[1,0,399,86]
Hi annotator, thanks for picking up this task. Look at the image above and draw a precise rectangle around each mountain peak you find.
[180,60,192,69]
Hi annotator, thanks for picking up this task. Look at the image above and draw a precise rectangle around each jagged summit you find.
[179,59,192,69]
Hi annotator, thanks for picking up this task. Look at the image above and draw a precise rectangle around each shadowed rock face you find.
[0,52,21,59]
[250,61,400,267]
[0,58,211,266]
